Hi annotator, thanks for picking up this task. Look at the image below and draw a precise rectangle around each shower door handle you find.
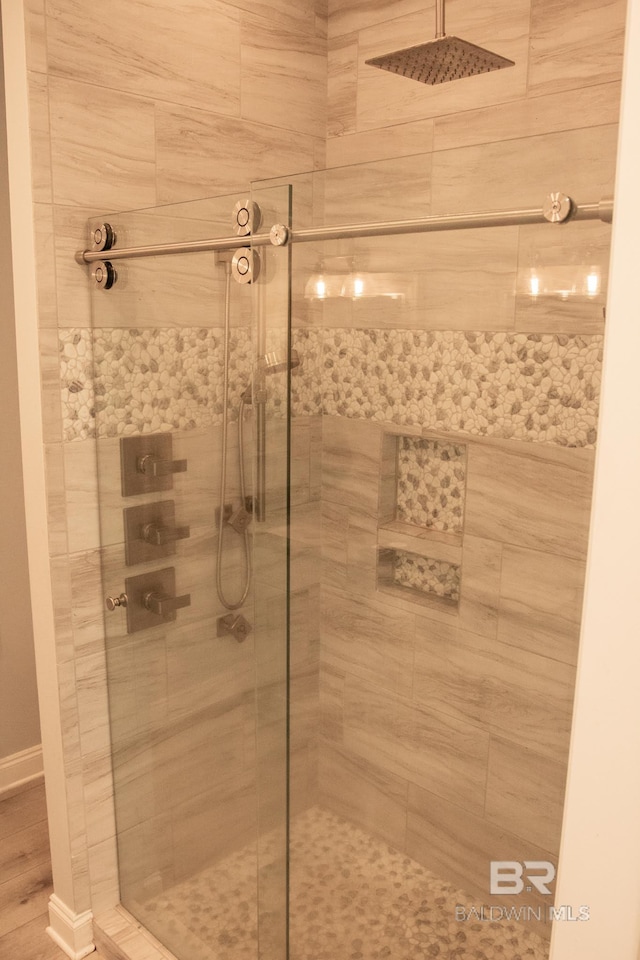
[137,455,187,477]
[143,590,191,616]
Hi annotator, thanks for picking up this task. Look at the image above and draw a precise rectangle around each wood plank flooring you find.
[0,777,108,959]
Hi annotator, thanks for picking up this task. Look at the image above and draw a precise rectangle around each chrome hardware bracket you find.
[217,613,252,643]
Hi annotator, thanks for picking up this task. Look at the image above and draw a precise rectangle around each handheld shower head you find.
[259,349,301,375]
[241,350,301,403]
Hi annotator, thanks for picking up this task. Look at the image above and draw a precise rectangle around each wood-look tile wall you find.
[22,0,327,918]
[314,0,626,914]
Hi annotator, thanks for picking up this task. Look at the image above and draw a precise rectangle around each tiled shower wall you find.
[23,0,327,919]
[308,0,626,915]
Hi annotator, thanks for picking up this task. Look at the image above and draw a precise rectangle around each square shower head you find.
[365,36,515,85]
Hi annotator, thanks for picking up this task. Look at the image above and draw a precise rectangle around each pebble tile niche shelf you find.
[377,547,461,610]
[376,434,467,608]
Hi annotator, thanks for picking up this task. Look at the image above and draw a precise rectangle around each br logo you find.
[490,861,556,895]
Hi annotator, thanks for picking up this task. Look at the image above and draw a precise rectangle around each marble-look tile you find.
[412,624,575,762]
[75,651,112,759]
[38,328,63,442]
[44,443,68,557]
[498,544,586,666]
[319,154,431,224]
[356,0,530,131]
[53,206,95,328]
[88,252,248,331]
[241,14,326,139]
[86,835,120,916]
[318,663,344,743]
[27,72,52,203]
[485,736,566,854]
[46,0,240,116]
[465,441,595,559]
[23,0,47,74]
[155,697,250,812]
[48,77,156,210]
[327,118,434,167]
[433,81,622,152]
[327,0,425,39]
[343,676,489,815]
[117,811,176,903]
[457,534,502,639]
[156,105,317,204]
[49,556,74,663]
[529,0,626,97]
[63,439,100,553]
[327,34,358,138]
[431,124,619,214]
[32,204,57,328]
[228,0,321,37]
[171,769,257,880]
[407,782,555,921]
[321,417,381,517]
[322,587,414,697]
[309,415,322,500]
[321,501,348,590]
[290,741,318,815]
[69,548,106,657]
[82,747,116,851]
[318,741,408,849]
[515,220,610,335]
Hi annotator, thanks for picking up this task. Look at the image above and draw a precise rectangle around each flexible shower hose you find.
[215,263,252,610]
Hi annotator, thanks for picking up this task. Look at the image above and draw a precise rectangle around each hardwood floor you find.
[0,777,107,959]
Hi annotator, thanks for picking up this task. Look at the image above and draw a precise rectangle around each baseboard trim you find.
[0,743,43,793]
[47,894,95,959]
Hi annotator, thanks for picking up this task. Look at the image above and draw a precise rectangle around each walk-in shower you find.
[79,158,614,960]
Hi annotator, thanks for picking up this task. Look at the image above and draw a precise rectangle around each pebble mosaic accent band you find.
[321,330,602,448]
[60,328,252,440]
[396,437,466,534]
[393,550,461,603]
[136,806,547,960]
[60,327,602,448]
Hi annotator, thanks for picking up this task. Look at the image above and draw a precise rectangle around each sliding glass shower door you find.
[277,155,609,960]
[86,186,291,960]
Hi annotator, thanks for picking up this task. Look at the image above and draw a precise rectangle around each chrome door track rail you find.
[75,193,614,265]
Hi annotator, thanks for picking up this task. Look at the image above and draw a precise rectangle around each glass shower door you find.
[273,155,609,960]
[84,187,291,960]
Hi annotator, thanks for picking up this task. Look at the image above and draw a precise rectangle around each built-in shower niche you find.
[377,433,467,609]
[377,547,460,610]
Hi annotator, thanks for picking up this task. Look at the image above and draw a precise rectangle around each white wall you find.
[0,15,41,770]
[551,0,640,956]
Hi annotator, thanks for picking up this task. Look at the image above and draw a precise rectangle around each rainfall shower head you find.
[365,0,514,85]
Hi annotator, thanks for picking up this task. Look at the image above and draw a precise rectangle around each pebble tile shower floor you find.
[139,807,547,960]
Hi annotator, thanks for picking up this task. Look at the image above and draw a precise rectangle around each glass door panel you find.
[86,190,290,960]
[258,157,608,960]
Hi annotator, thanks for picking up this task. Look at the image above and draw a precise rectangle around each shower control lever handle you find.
[142,522,190,546]
[137,454,187,478]
[143,590,191,617]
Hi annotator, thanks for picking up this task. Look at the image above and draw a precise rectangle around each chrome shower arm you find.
[436,0,445,38]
